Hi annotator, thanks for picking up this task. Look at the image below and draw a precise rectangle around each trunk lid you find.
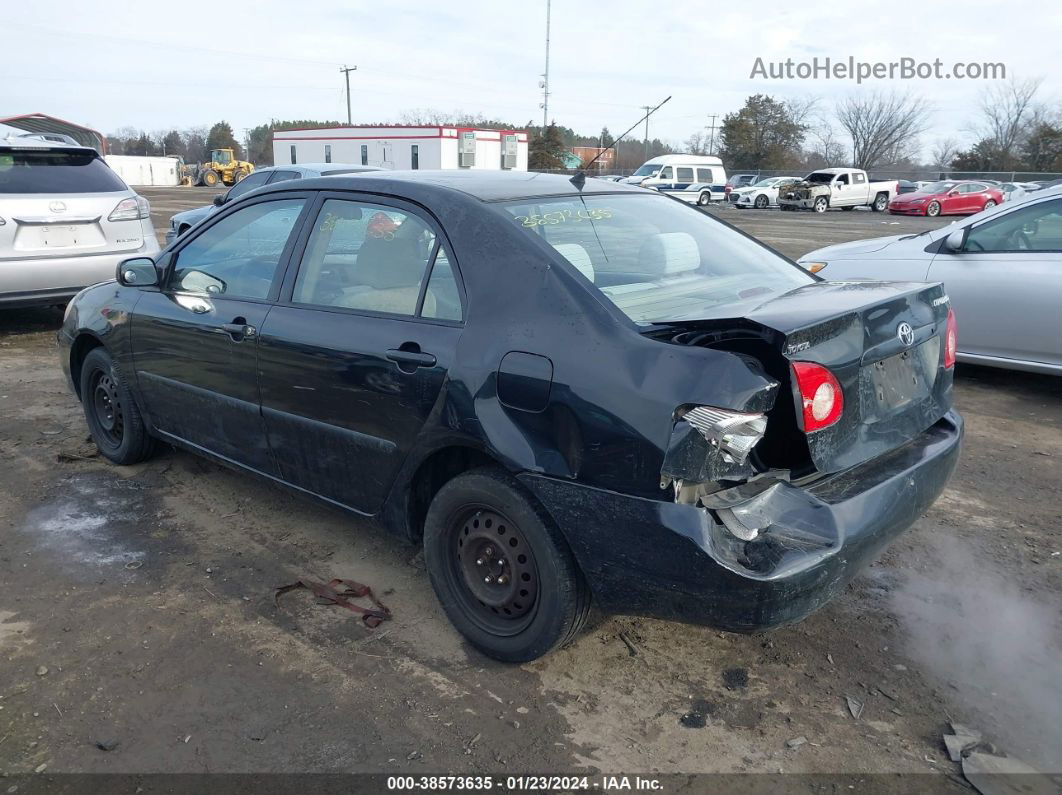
[0,193,145,261]
[666,280,954,475]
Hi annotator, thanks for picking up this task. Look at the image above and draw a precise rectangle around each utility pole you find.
[540,0,551,128]
[705,114,718,155]
[243,128,251,163]
[642,105,652,161]
[340,65,357,126]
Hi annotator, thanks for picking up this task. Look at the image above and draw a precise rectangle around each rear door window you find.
[291,198,439,317]
[0,149,127,193]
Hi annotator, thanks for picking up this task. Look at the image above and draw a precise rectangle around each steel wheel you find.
[90,370,124,449]
[448,506,539,635]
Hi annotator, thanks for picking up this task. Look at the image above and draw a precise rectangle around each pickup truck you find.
[778,168,898,213]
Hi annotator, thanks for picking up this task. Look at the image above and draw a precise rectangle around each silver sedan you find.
[798,189,1062,375]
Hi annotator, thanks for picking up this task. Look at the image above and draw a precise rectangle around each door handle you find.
[220,320,257,341]
[386,347,436,370]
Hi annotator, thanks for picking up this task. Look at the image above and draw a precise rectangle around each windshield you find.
[631,164,660,177]
[805,172,836,184]
[752,178,779,187]
[922,181,957,194]
[0,149,127,193]
[500,194,813,324]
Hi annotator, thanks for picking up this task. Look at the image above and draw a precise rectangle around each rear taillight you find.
[944,308,957,369]
[792,362,843,432]
[108,195,150,221]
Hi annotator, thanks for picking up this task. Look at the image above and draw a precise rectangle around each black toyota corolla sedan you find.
[58,171,962,661]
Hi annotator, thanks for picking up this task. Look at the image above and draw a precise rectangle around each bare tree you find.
[836,91,933,170]
[684,131,708,155]
[930,137,962,170]
[968,76,1043,168]
[806,115,846,166]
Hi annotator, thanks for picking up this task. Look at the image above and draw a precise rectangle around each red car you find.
[888,180,1003,217]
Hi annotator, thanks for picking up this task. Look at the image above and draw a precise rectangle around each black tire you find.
[813,196,829,213]
[983,199,996,210]
[926,201,941,217]
[80,348,156,465]
[872,193,889,212]
[754,194,769,209]
[423,467,590,662]
[233,169,248,183]
[697,191,711,206]
[201,169,219,187]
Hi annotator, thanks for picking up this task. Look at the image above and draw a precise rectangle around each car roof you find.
[258,169,646,202]
[0,128,97,153]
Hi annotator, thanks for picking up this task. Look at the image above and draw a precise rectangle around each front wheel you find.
[423,468,590,662]
[80,348,156,465]
[926,201,941,217]
[754,194,769,209]
[200,169,219,187]
[813,197,829,213]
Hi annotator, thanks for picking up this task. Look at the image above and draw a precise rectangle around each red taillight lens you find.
[944,308,957,369]
[792,362,844,432]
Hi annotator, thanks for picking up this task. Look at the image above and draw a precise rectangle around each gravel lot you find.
[1,187,1059,780]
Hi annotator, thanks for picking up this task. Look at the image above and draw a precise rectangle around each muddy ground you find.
[1,191,1059,782]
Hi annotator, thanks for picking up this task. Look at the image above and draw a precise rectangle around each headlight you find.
[802,262,827,273]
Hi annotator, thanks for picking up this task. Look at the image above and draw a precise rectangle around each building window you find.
[411,144,419,170]
[290,145,297,164]
[360,145,368,166]
[324,144,332,163]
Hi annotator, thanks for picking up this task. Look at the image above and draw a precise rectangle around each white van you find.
[622,155,727,205]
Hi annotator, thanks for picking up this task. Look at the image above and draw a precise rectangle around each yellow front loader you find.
[194,148,254,187]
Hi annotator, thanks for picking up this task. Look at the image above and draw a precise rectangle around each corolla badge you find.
[49,200,67,213]
[897,322,915,347]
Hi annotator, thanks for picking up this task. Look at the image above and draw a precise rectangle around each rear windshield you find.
[500,194,812,324]
[0,149,128,193]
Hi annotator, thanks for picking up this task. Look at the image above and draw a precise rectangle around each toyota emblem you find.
[49,200,67,213]
[897,322,914,347]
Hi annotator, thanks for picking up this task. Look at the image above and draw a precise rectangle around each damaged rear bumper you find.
[519,410,962,632]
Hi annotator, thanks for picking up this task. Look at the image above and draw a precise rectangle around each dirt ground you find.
[1,190,1059,782]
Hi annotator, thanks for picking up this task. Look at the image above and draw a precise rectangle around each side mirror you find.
[213,194,225,207]
[944,228,967,252]
[116,257,159,287]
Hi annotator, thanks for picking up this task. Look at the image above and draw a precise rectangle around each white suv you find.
[0,133,159,308]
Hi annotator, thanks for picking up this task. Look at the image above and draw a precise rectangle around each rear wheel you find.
[813,196,829,213]
[983,199,997,210]
[80,348,156,465]
[423,468,590,662]
[201,169,220,187]
[754,194,769,209]
[872,193,889,212]
[926,201,941,217]
[697,191,711,206]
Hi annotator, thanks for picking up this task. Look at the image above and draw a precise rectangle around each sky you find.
[2,0,1059,157]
